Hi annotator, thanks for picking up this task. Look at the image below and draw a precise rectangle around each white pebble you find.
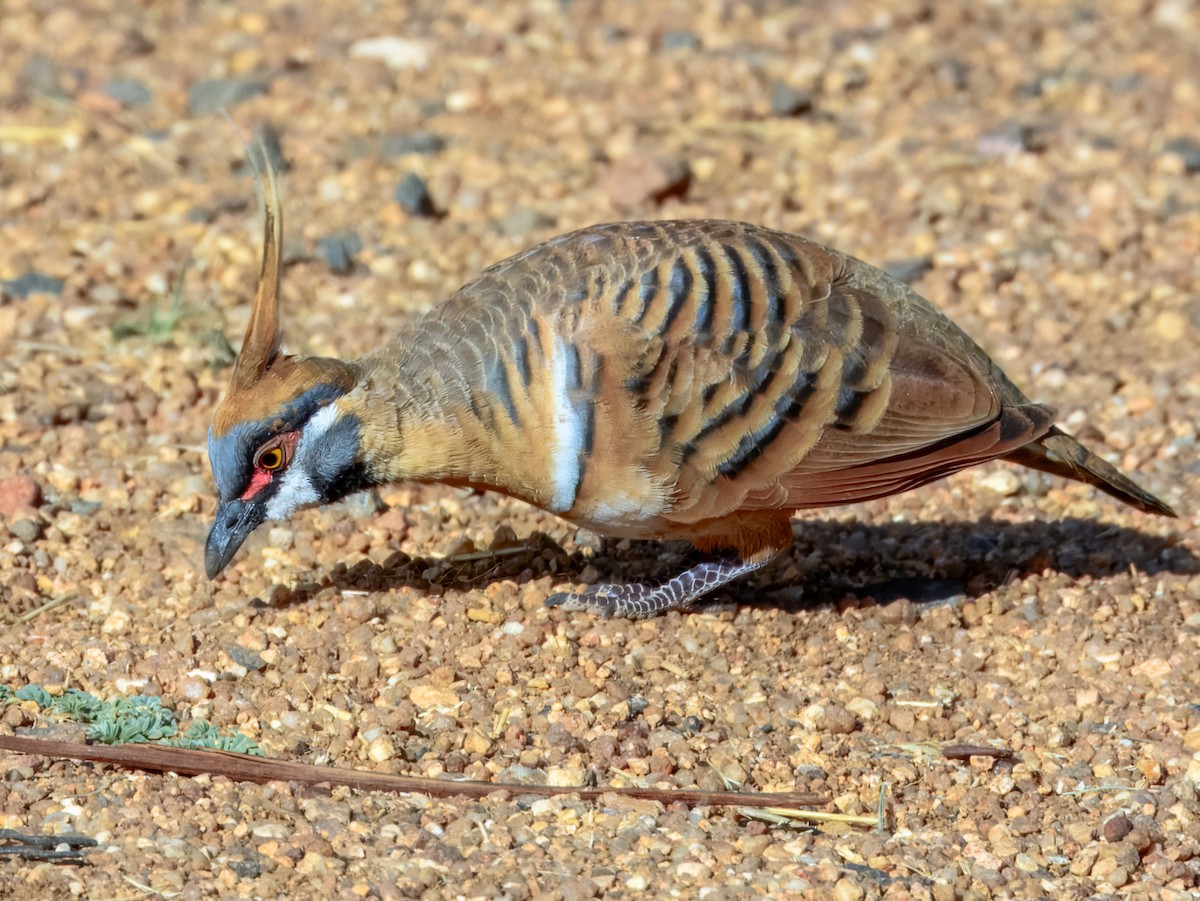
[350,36,432,70]
[977,469,1022,496]
[269,527,295,551]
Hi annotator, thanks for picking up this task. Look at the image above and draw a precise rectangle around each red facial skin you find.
[241,468,273,500]
[240,430,301,500]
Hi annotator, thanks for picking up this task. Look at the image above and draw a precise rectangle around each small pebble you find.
[1163,136,1200,173]
[228,645,268,672]
[367,737,396,762]
[379,131,446,158]
[1099,815,1128,844]
[17,53,68,100]
[1014,853,1039,873]
[341,490,386,518]
[675,860,712,881]
[268,527,295,551]
[977,469,1022,496]
[410,685,460,709]
[884,255,934,285]
[977,120,1037,156]
[660,31,700,52]
[316,231,363,275]
[845,697,879,721]
[103,79,151,108]
[1152,310,1188,343]
[604,152,691,208]
[769,81,814,117]
[1,272,64,300]
[0,476,43,518]
[227,858,262,879]
[9,519,42,543]
[823,705,860,735]
[350,36,432,70]
[187,77,270,116]
[394,172,438,217]
[488,525,521,550]
[546,766,586,787]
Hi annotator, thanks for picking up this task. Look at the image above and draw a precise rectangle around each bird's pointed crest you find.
[231,137,284,393]
[211,133,359,439]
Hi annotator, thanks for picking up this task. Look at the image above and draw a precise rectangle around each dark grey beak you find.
[205,498,265,579]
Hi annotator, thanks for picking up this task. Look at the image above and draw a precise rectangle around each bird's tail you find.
[1006,425,1176,517]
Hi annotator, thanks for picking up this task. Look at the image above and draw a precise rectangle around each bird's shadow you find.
[284,516,1195,614]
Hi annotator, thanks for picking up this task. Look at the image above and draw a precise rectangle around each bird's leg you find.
[546,513,793,619]
[545,553,774,618]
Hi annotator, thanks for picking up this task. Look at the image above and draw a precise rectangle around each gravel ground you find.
[2,0,1199,897]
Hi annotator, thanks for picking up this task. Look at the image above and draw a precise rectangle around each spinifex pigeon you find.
[205,148,1175,618]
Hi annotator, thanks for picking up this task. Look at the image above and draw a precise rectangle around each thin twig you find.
[736,806,879,828]
[0,828,96,863]
[17,595,78,624]
[14,341,86,359]
[1058,784,1137,797]
[436,546,533,563]
[0,735,825,810]
[121,875,181,898]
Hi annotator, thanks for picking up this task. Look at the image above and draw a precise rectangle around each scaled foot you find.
[546,556,767,619]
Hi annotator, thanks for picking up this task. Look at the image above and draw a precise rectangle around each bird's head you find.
[204,143,366,579]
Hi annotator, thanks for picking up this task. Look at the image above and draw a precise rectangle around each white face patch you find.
[264,466,319,520]
[263,403,342,520]
[302,403,340,441]
[548,335,585,513]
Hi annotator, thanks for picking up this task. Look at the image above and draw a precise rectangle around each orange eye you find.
[257,447,285,471]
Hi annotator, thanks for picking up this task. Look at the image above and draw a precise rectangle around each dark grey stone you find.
[884,255,934,285]
[1165,136,1200,173]
[103,79,151,108]
[10,519,43,543]
[316,231,363,274]
[660,31,700,52]
[228,645,267,671]
[394,172,438,217]
[1,272,64,299]
[17,54,68,100]
[769,81,814,117]
[187,77,270,116]
[380,131,446,158]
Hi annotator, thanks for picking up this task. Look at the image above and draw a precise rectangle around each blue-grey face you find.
[205,384,369,579]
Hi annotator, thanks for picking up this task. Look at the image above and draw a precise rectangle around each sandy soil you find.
[1,0,1198,897]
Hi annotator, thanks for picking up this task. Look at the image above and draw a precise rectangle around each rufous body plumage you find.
[205,146,1175,618]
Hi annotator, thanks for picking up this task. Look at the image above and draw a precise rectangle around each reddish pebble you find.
[1103,813,1133,842]
[0,475,42,519]
[603,152,691,208]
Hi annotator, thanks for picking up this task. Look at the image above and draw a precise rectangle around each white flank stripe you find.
[549,336,584,512]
